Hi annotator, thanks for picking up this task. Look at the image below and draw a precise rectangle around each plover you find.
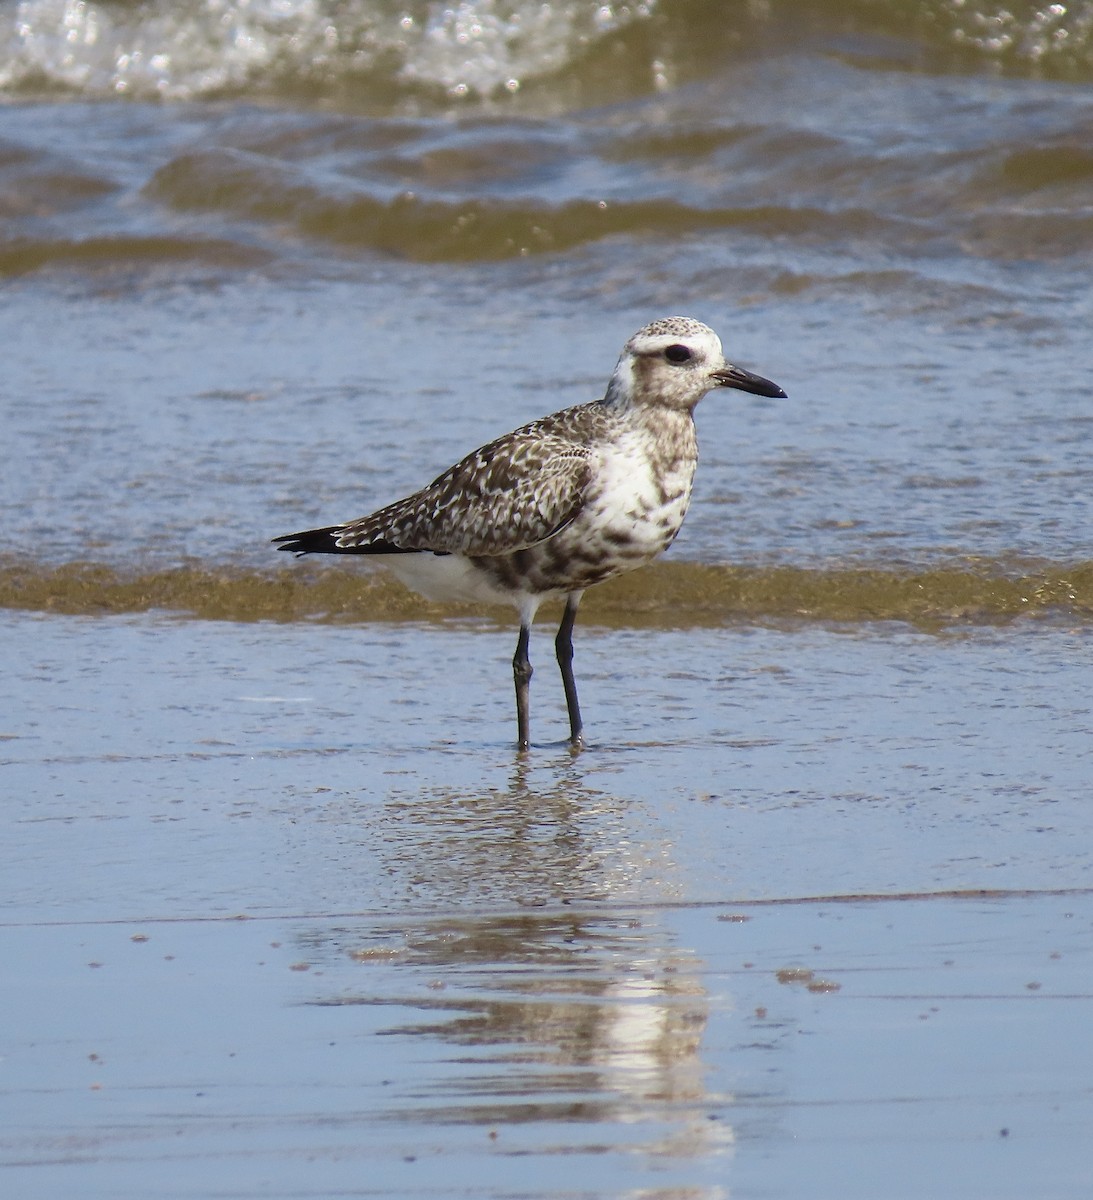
[274,317,785,749]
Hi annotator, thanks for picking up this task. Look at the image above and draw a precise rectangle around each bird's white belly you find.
[377,551,521,607]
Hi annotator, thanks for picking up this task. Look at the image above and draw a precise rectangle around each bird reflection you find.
[298,762,732,1167]
[374,759,677,909]
[312,905,726,1161]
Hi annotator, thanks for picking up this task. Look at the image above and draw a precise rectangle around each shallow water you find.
[2,612,1093,1198]
[3,2,1093,1196]
[6,612,1093,912]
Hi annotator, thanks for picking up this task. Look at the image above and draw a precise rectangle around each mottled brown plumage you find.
[275,317,785,749]
[332,414,596,556]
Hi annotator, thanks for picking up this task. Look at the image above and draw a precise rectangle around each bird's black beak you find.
[711,364,786,399]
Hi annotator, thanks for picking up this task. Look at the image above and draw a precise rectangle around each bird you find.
[274,316,785,750]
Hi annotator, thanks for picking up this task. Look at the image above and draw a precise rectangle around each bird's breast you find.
[581,426,697,552]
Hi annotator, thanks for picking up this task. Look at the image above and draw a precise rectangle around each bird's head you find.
[607,316,786,413]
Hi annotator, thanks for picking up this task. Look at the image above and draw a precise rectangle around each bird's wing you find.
[332,418,594,556]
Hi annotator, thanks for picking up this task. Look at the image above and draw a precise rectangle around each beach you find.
[2,2,1093,1195]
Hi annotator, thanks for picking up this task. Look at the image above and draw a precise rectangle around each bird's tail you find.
[272,526,354,555]
[272,526,423,555]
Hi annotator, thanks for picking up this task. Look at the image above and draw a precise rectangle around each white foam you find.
[0,0,656,101]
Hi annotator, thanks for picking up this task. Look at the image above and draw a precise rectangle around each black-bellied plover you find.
[274,317,785,750]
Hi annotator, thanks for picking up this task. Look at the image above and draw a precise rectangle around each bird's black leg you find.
[513,623,533,750]
[555,594,584,748]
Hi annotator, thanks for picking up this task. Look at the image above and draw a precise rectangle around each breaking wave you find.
[2,558,1091,630]
[2,1,1092,109]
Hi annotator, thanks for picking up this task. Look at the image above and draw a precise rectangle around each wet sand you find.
[3,611,1091,1197]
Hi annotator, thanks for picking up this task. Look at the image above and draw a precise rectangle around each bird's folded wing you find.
[332,429,592,556]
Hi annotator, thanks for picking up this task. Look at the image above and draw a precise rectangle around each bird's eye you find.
[664,344,692,364]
